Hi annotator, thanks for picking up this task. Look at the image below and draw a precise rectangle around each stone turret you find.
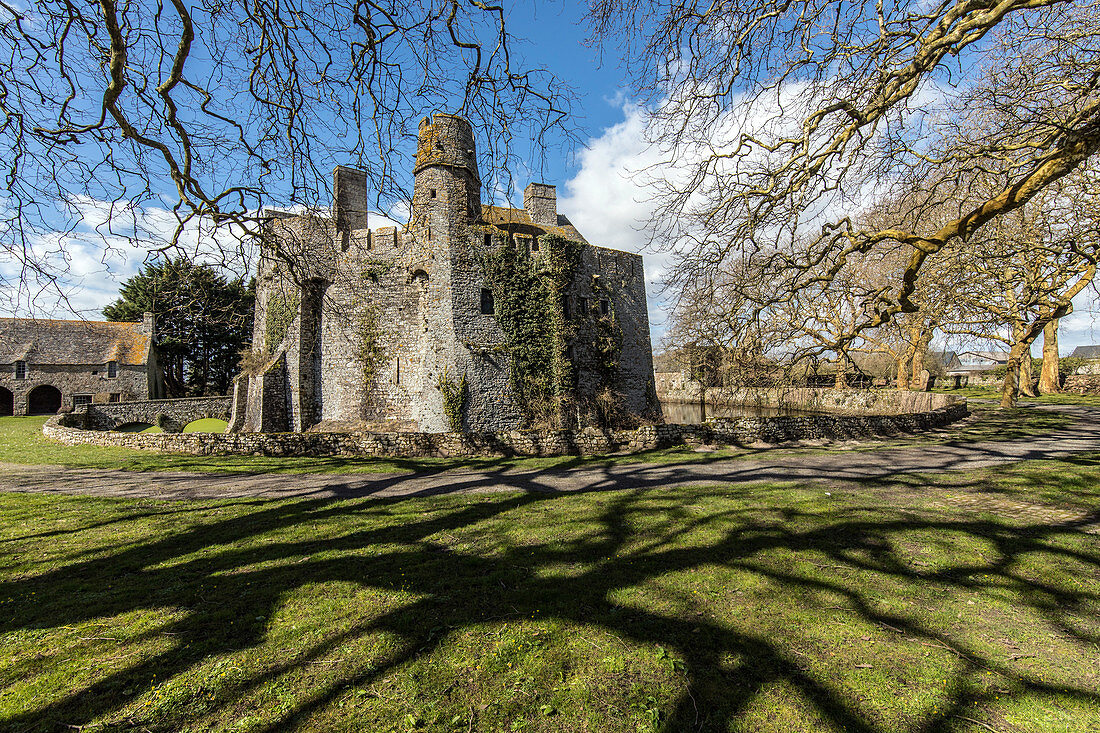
[412,114,481,233]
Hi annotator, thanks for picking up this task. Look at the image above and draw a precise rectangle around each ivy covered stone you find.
[264,291,299,350]
[479,232,584,427]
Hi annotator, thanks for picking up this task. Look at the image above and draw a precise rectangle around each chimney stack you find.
[523,183,557,227]
[333,166,369,232]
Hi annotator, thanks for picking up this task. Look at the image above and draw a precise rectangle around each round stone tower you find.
[412,113,481,236]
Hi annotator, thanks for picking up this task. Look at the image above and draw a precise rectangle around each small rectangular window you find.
[600,299,610,316]
[395,356,401,386]
[107,360,117,378]
[480,288,495,315]
[430,189,437,198]
[484,232,492,248]
[578,296,588,313]
[14,361,25,380]
[531,238,540,253]
[73,394,92,409]
[109,393,122,403]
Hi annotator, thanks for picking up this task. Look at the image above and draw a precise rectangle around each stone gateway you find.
[234,113,658,433]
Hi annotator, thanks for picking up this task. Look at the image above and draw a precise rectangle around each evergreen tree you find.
[103,259,255,396]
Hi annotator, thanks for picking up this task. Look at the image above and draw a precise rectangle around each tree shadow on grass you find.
[1,474,1099,732]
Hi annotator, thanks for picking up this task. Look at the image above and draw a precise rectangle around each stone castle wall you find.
[241,112,657,435]
[1063,374,1100,395]
[655,378,964,415]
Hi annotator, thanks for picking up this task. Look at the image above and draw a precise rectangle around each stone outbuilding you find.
[236,112,659,433]
[0,313,165,416]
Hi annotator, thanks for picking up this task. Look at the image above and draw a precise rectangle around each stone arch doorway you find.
[0,386,12,417]
[27,385,62,415]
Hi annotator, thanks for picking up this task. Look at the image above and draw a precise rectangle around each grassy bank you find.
[1,458,1098,731]
[932,386,1100,406]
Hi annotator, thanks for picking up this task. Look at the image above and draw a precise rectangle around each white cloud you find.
[0,197,255,319]
[1,193,415,321]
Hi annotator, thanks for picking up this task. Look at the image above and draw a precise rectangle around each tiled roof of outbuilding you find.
[0,318,151,365]
[479,205,589,243]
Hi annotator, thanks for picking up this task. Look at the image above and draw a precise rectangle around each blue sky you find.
[7,0,1099,355]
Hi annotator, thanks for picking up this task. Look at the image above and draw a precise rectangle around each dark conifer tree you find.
[103,260,255,396]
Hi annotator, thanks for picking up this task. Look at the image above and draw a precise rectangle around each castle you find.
[233,113,657,433]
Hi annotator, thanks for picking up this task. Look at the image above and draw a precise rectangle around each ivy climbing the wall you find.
[356,305,384,389]
[479,229,583,427]
[264,290,299,350]
[590,275,624,384]
[437,368,468,432]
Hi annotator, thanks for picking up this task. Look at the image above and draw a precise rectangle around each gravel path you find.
[1,405,1097,502]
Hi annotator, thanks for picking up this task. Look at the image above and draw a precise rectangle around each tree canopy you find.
[103,259,254,396]
[591,0,1100,344]
[593,0,1100,404]
[1,0,575,313]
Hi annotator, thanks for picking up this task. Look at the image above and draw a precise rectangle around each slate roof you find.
[0,318,151,365]
[958,349,1010,362]
[479,205,590,243]
[1070,345,1100,359]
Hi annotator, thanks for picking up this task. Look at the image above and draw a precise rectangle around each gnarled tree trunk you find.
[1019,349,1037,397]
[896,353,911,390]
[908,328,932,390]
[1039,319,1061,394]
[1000,337,1029,408]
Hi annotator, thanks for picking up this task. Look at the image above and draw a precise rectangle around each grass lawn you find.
[1,458,1098,731]
[183,418,229,433]
[0,404,1081,477]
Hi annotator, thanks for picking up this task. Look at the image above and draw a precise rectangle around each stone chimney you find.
[142,311,155,337]
[523,183,557,227]
[333,166,368,232]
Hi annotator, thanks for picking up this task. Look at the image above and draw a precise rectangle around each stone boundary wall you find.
[1063,374,1100,395]
[76,396,233,432]
[45,403,968,459]
[655,381,965,416]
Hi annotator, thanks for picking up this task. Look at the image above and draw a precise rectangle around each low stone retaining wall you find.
[74,396,233,432]
[44,403,968,459]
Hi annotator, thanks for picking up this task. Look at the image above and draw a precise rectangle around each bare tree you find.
[0,0,575,314]
[939,171,1099,407]
[589,0,1100,348]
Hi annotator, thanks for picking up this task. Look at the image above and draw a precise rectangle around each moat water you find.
[659,400,817,425]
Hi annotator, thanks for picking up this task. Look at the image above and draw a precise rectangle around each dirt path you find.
[1,405,1097,502]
